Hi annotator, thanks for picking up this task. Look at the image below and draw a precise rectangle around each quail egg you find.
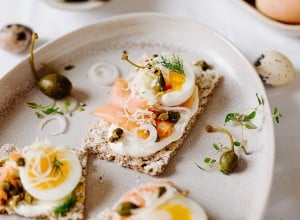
[254,51,296,86]
[0,24,33,53]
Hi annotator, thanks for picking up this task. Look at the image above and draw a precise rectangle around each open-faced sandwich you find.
[83,52,221,175]
[0,140,87,219]
[96,180,207,220]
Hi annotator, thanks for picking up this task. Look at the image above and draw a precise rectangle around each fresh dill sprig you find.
[52,156,63,175]
[158,55,184,74]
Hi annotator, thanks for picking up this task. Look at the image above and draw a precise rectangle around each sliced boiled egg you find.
[155,55,195,107]
[157,196,207,220]
[132,196,207,220]
[19,141,82,201]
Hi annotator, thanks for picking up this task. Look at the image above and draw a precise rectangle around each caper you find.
[194,60,211,71]
[152,71,166,92]
[219,150,238,173]
[16,157,25,167]
[109,128,124,143]
[24,192,33,204]
[9,185,19,196]
[158,112,169,121]
[158,186,167,198]
[158,111,180,123]
[29,33,72,100]
[168,111,180,123]
[2,180,10,192]
[0,159,7,167]
[116,202,139,216]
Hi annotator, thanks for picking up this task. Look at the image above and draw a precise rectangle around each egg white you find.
[131,196,207,220]
[158,57,195,107]
[13,199,63,217]
[19,141,82,201]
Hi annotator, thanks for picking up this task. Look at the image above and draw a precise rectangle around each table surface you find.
[0,0,299,219]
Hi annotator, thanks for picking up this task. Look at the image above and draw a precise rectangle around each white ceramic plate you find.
[231,0,300,37]
[0,13,274,219]
[42,0,107,11]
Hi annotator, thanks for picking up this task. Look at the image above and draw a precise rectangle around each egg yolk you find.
[166,71,185,91]
[159,203,191,220]
[27,148,70,190]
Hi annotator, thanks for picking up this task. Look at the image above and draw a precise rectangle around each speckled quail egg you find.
[254,51,296,86]
[0,24,33,53]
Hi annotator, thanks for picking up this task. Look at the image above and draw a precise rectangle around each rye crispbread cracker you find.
[83,71,222,176]
[0,143,88,220]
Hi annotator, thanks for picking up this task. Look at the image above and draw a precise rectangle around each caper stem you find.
[121,51,145,69]
[206,125,234,151]
[29,32,39,80]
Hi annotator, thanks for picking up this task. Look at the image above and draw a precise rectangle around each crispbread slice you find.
[0,143,88,220]
[83,71,222,175]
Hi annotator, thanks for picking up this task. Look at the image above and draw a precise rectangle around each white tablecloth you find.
[0,0,299,219]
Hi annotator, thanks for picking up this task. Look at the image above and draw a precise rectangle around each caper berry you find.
[116,202,139,216]
[219,150,238,173]
[29,33,73,100]
[38,73,72,100]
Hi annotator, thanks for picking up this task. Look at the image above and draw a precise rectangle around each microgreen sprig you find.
[25,102,60,117]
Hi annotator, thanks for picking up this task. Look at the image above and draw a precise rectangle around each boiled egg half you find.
[19,141,82,201]
[133,196,207,220]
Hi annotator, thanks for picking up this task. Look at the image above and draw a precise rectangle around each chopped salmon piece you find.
[93,103,138,131]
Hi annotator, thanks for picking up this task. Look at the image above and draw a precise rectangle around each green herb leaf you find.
[158,55,184,74]
[233,141,241,146]
[77,106,85,112]
[54,193,76,217]
[272,107,282,124]
[213,143,221,151]
[244,121,257,129]
[204,157,211,163]
[256,93,262,105]
[42,107,59,115]
[225,113,235,123]
[211,159,216,163]
[243,111,256,121]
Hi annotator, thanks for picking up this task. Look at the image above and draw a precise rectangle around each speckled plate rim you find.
[0,12,275,219]
[231,0,300,37]
[42,0,107,11]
